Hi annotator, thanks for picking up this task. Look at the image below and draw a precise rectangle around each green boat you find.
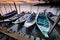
[36,13,51,38]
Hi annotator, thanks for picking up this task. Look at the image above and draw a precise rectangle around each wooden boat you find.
[0,15,19,23]
[47,12,60,27]
[36,13,51,38]
[24,13,36,28]
[18,13,36,36]
[13,12,31,23]
[48,15,60,27]
[0,10,17,20]
[7,12,31,33]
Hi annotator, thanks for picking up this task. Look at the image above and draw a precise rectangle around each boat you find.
[0,14,19,27]
[47,12,60,27]
[0,16,19,23]
[49,16,60,27]
[36,13,51,38]
[18,12,36,36]
[7,12,31,33]
[13,12,31,23]
[24,12,36,28]
[0,10,17,20]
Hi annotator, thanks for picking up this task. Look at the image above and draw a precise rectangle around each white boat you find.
[24,13,37,28]
[7,12,31,33]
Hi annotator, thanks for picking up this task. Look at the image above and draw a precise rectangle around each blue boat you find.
[36,13,51,38]
[24,13,36,28]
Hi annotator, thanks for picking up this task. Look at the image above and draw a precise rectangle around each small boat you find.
[0,10,17,20]
[13,12,31,23]
[18,12,36,36]
[0,15,19,23]
[49,16,60,27]
[8,12,31,33]
[0,16,18,27]
[24,12,36,28]
[47,12,60,27]
[36,13,51,38]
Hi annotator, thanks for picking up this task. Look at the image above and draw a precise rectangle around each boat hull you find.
[24,13,36,28]
[36,13,50,38]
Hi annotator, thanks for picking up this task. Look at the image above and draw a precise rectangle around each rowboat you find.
[24,13,36,28]
[48,15,60,27]
[13,12,31,23]
[7,12,31,33]
[18,13,36,36]
[36,13,51,38]
[0,10,17,20]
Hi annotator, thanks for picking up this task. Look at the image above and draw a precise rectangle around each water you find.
[4,23,40,38]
